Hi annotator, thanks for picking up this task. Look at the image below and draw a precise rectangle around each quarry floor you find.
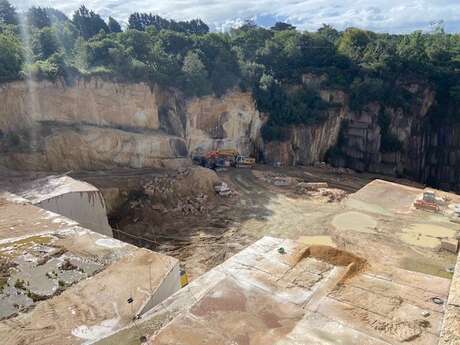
[74,165,458,282]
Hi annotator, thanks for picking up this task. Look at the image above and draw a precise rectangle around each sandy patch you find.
[331,212,377,234]
[298,236,336,247]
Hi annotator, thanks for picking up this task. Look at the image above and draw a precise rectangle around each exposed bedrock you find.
[1,76,460,191]
[0,79,262,171]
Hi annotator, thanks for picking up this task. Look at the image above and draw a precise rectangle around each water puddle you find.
[399,223,457,249]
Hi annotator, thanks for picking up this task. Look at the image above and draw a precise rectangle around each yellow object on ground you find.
[180,270,189,288]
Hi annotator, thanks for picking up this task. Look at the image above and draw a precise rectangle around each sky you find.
[14,0,460,33]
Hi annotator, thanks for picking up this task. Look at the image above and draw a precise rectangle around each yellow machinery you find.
[236,155,255,168]
[180,269,189,287]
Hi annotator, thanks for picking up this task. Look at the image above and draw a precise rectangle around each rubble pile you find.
[297,182,347,202]
[313,162,355,174]
[143,177,175,197]
[139,167,223,216]
[258,172,298,186]
[174,193,209,216]
[318,188,348,202]
[214,182,232,197]
[297,182,329,192]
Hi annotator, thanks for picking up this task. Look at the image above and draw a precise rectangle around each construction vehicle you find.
[192,149,255,170]
[235,155,255,168]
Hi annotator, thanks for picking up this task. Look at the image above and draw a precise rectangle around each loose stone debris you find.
[214,182,232,196]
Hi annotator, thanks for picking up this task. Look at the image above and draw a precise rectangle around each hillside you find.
[1,3,460,191]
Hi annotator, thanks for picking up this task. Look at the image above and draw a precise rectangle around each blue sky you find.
[14,0,460,33]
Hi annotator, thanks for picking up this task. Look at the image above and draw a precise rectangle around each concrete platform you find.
[0,198,180,345]
[98,237,452,345]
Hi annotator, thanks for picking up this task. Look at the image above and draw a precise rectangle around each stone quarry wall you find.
[139,262,181,315]
[36,191,113,238]
[260,104,345,166]
[0,79,261,171]
[2,77,460,191]
[259,76,460,192]
[186,91,262,156]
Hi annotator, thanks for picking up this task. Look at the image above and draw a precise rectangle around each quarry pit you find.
[64,164,459,281]
[1,163,460,344]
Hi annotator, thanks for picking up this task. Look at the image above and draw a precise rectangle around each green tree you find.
[43,8,68,23]
[396,31,428,68]
[0,32,22,81]
[72,6,108,39]
[230,25,272,61]
[32,27,60,60]
[182,50,210,96]
[338,28,373,62]
[317,24,340,43]
[53,21,79,57]
[148,41,182,86]
[128,12,208,34]
[108,17,122,33]
[271,22,296,31]
[196,33,241,96]
[27,7,51,29]
[0,0,17,25]
[117,29,153,61]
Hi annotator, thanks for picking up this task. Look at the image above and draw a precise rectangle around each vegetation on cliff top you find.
[0,1,460,140]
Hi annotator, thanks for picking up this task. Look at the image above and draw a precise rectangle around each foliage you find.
[182,50,211,96]
[43,8,68,23]
[378,110,403,153]
[0,31,22,81]
[271,22,296,32]
[32,27,59,60]
[128,13,209,34]
[0,0,17,25]
[255,73,328,141]
[108,17,122,33]
[27,7,51,29]
[72,6,108,39]
[0,4,459,138]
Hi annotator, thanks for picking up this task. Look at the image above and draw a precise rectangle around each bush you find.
[0,32,22,82]
[261,124,290,142]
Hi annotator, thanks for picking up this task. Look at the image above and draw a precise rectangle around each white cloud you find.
[14,0,460,33]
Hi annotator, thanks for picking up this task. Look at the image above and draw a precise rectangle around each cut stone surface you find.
[97,237,452,345]
[0,195,180,345]
[441,238,459,254]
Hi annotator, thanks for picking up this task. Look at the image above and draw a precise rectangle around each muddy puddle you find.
[399,223,457,249]
[0,235,105,320]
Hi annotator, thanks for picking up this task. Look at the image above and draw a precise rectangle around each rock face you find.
[0,79,261,171]
[260,107,344,166]
[2,76,460,192]
[260,75,460,192]
[186,91,262,156]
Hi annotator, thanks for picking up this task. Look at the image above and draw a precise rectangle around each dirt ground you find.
[73,164,459,282]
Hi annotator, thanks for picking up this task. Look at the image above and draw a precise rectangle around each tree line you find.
[1,0,459,140]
